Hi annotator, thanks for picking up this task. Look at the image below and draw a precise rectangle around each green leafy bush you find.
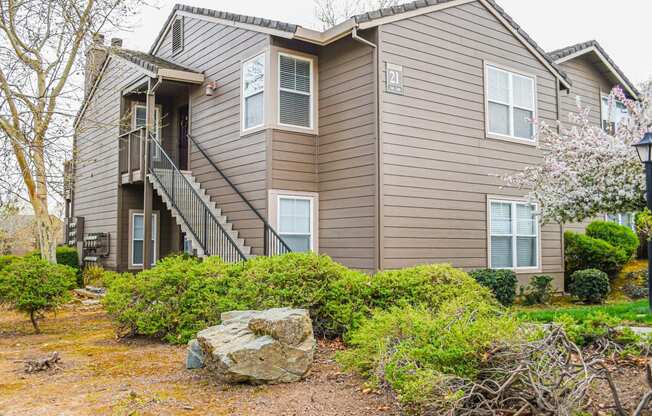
[468,268,518,306]
[586,220,639,259]
[321,264,497,337]
[30,246,81,286]
[0,255,18,270]
[569,269,610,304]
[0,257,76,333]
[520,275,555,306]
[337,302,519,411]
[564,231,628,279]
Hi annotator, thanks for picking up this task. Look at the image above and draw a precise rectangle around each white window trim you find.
[604,212,636,231]
[487,197,541,273]
[128,210,160,269]
[268,189,319,253]
[600,93,628,132]
[277,51,316,132]
[484,62,538,145]
[241,53,266,133]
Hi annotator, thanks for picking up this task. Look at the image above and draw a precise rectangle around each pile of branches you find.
[439,326,652,416]
[23,352,61,373]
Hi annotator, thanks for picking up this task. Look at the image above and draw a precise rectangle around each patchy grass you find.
[0,303,398,416]
[517,300,652,326]
[610,259,648,301]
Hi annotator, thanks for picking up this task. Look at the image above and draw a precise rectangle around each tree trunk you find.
[29,310,41,334]
[33,197,57,264]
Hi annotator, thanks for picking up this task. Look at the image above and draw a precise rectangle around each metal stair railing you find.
[187,134,292,256]
[147,134,247,262]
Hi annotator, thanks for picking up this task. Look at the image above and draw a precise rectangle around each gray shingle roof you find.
[112,48,198,74]
[548,40,638,97]
[353,0,571,86]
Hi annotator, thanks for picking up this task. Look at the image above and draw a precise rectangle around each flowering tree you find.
[505,84,652,224]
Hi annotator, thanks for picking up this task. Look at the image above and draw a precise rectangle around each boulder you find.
[196,308,315,384]
[186,339,205,369]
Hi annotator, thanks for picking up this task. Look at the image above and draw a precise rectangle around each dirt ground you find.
[0,304,400,416]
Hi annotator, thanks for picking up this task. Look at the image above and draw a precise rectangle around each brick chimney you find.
[84,34,107,96]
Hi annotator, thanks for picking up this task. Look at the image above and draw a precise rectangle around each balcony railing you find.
[119,127,145,180]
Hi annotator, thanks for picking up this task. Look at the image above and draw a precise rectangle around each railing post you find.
[203,206,208,255]
[263,224,268,256]
[128,133,133,183]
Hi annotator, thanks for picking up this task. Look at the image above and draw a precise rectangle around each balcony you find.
[119,127,145,183]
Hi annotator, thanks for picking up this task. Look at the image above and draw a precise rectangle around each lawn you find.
[517,299,652,326]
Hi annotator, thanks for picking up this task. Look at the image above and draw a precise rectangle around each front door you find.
[178,105,189,171]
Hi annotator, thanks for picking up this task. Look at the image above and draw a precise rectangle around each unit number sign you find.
[386,63,403,94]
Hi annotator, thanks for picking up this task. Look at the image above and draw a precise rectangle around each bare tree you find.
[0,0,144,262]
[314,0,401,29]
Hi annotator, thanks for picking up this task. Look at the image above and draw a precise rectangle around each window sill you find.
[486,132,537,146]
[240,125,267,137]
[493,267,542,274]
[274,123,318,136]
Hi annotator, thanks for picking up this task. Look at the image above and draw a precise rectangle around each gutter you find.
[350,26,382,272]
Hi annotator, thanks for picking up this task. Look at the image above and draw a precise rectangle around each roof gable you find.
[548,40,638,98]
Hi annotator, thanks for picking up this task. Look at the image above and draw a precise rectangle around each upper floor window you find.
[489,199,539,271]
[279,53,313,129]
[605,212,636,231]
[601,95,628,134]
[486,65,536,141]
[242,54,265,131]
[133,104,161,159]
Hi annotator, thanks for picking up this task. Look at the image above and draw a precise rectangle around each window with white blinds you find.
[278,196,313,252]
[490,200,539,270]
[242,54,265,131]
[486,65,536,141]
[278,53,312,129]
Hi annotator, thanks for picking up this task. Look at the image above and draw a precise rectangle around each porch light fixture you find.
[633,132,652,312]
[205,80,218,96]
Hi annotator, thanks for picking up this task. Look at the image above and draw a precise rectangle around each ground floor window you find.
[489,199,539,270]
[605,212,636,231]
[278,196,313,252]
[130,211,158,267]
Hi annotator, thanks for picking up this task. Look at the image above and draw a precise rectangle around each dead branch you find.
[24,351,61,373]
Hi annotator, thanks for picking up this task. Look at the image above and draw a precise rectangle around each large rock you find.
[196,308,316,384]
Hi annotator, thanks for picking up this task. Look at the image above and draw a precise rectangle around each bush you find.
[321,264,497,337]
[569,269,610,304]
[337,302,519,411]
[82,264,106,286]
[0,255,18,270]
[468,269,518,306]
[521,275,555,306]
[586,220,639,259]
[30,246,81,286]
[564,231,628,279]
[0,257,76,333]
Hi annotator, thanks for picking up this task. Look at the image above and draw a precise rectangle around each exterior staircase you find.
[148,170,252,259]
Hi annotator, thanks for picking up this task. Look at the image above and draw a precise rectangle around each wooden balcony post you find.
[142,79,156,270]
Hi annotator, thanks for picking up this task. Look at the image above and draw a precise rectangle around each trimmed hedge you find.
[569,269,610,304]
[468,268,518,306]
[564,231,628,279]
[586,220,639,259]
[104,253,498,344]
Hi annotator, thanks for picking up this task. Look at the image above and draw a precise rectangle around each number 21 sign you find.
[386,63,403,94]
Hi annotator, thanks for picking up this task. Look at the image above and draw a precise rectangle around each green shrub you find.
[520,275,555,306]
[0,257,76,333]
[564,231,628,279]
[321,264,497,338]
[30,246,81,286]
[569,269,610,304]
[586,220,639,259]
[337,303,519,411]
[0,255,18,270]
[468,268,518,306]
[82,264,106,286]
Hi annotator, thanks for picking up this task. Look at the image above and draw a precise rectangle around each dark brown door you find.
[178,105,189,171]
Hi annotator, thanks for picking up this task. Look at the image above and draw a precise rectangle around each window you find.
[601,95,628,134]
[490,200,539,270]
[242,54,265,131]
[133,104,161,159]
[131,212,158,267]
[605,212,636,231]
[486,65,536,141]
[279,53,312,129]
[278,196,313,252]
[171,17,184,55]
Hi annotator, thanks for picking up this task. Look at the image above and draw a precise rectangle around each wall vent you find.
[171,17,184,55]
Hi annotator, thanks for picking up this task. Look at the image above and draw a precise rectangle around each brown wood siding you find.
[271,130,317,192]
[155,16,270,255]
[378,1,563,287]
[559,55,613,128]
[317,35,377,273]
[73,59,145,270]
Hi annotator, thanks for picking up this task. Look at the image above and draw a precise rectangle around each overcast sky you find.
[117,0,651,84]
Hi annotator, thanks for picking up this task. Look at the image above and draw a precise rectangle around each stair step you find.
[147,172,252,260]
